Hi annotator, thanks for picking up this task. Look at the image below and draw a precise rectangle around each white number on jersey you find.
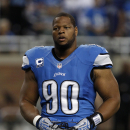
[43,80,79,114]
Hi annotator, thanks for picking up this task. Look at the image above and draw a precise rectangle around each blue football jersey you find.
[22,44,112,127]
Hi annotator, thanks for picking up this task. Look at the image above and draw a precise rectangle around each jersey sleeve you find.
[21,47,37,71]
[76,44,113,69]
[21,46,52,71]
[93,46,113,68]
[22,55,30,70]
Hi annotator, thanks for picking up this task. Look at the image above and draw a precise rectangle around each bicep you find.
[20,69,39,106]
[94,68,120,101]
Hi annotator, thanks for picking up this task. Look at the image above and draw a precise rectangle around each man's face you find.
[52,16,78,50]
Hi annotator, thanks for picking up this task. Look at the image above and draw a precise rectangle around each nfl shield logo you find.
[57,63,62,69]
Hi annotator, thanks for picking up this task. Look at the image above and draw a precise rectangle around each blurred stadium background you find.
[0,0,130,130]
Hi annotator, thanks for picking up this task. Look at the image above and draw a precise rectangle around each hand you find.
[70,118,90,130]
[38,117,58,130]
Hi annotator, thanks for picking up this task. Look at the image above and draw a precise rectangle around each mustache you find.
[54,34,75,51]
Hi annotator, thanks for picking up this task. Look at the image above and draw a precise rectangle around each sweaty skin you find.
[94,69,120,122]
[52,16,78,59]
[19,69,39,125]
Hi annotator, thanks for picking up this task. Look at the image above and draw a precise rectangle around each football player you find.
[19,12,120,130]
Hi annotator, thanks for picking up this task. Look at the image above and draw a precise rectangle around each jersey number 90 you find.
[43,80,79,115]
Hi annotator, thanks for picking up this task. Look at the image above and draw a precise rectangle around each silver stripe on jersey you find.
[22,55,29,67]
[93,54,113,66]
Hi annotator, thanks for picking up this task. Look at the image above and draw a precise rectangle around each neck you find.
[54,43,77,59]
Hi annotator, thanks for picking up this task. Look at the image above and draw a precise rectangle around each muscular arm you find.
[19,69,40,125]
[94,68,120,122]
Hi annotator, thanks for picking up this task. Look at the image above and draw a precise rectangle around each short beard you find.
[54,33,75,51]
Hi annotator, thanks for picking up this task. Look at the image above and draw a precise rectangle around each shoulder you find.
[22,46,53,70]
[25,46,53,57]
[76,44,112,67]
[77,44,108,58]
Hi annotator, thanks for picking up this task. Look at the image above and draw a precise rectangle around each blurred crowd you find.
[1,0,130,130]
[114,61,130,130]
[0,0,130,37]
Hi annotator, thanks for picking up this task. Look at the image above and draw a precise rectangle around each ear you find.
[75,26,78,36]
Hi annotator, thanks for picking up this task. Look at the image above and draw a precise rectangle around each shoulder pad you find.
[22,46,53,70]
[25,46,53,58]
[76,44,112,67]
